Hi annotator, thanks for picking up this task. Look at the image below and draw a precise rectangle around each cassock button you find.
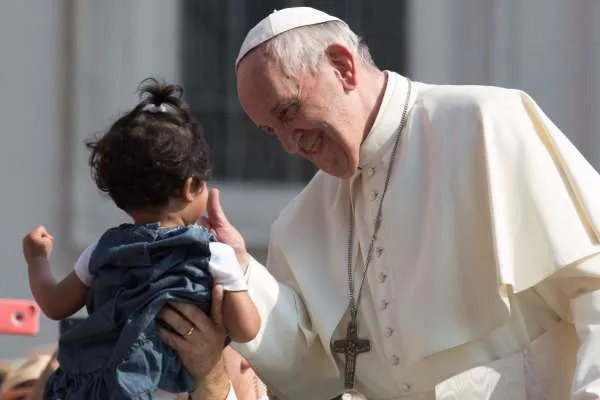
[385,327,394,337]
[400,383,412,393]
[376,247,384,257]
[391,354,400,366]
[381,300,389,310]
[367,166,376,176]
[370,190,379,201]
[378,273,387,283]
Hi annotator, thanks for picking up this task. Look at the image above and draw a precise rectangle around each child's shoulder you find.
[94,223,216,252]
[205,241,237,264]
[97,222,136,239]
[180,224,216,243]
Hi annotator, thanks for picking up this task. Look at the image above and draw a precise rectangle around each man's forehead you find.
[237,55,298,103]
[236,67,277,123]
[236,49,268,81]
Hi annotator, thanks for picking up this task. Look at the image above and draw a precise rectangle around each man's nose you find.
[277,130,300,154]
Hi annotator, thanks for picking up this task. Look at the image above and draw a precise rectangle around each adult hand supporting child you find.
[159,285,231,400]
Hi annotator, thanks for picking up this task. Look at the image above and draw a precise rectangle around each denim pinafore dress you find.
[44,223,216,399]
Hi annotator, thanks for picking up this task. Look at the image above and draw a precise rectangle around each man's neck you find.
[361,70,388,144]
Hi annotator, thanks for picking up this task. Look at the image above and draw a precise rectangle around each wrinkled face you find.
[236,45,365,178]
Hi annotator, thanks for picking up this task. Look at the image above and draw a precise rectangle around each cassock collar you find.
[358,71,413,170]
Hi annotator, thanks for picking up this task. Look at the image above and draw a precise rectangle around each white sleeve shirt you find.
[73,240,247,291]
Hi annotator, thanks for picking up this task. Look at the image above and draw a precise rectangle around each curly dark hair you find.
[87,78,212,212]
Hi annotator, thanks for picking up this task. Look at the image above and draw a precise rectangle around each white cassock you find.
[232,71,600,399]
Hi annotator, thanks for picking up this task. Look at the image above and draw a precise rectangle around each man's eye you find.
[280,103,300,121]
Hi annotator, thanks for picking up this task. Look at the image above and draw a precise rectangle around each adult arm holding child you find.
[160,285,236,400]
[191,189,341,399]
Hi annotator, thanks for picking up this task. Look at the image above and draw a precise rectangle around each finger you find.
[198,216,211,229]
[197,216,217,236]
[157,305,196,336]
[211,284,225,331]
[32,226,54,242]
[159,324,215,360]
[161,302,215,335]
[35,225,49,236]
[169,302,213,330]
[159,326,189,352]
[27,227,42,240]
[207,188,229,228]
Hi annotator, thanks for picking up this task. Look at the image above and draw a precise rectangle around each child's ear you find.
[181,177,197,202]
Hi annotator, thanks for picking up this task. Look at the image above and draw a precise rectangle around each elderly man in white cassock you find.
[190,6,600,400]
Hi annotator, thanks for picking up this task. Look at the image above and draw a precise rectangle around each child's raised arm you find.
[22,226,88,320]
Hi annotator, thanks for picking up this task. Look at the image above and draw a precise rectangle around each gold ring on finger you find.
[184,326,195,337]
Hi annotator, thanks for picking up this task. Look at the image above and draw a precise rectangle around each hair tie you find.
[142,103,169,113]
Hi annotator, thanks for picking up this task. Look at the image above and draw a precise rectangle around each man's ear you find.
[326,44,357,91]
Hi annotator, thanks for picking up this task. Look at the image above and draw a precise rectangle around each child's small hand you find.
[23,225,54,264]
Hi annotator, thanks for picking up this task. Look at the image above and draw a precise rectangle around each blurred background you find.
[0,0,599,359]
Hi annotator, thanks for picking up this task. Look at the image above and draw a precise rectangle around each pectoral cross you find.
[332,319,371,390]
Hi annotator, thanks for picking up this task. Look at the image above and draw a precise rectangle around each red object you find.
[0,299,40,336]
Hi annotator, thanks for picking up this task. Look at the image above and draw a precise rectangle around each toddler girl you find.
[22,79,260,399]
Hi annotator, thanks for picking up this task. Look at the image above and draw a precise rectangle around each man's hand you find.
[201,188,250,271]
[22,226,54,265]
[158,285,231,400]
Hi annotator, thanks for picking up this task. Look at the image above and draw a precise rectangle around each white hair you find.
[262,20,376,77]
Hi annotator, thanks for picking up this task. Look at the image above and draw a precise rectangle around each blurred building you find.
[0,0,598,356]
